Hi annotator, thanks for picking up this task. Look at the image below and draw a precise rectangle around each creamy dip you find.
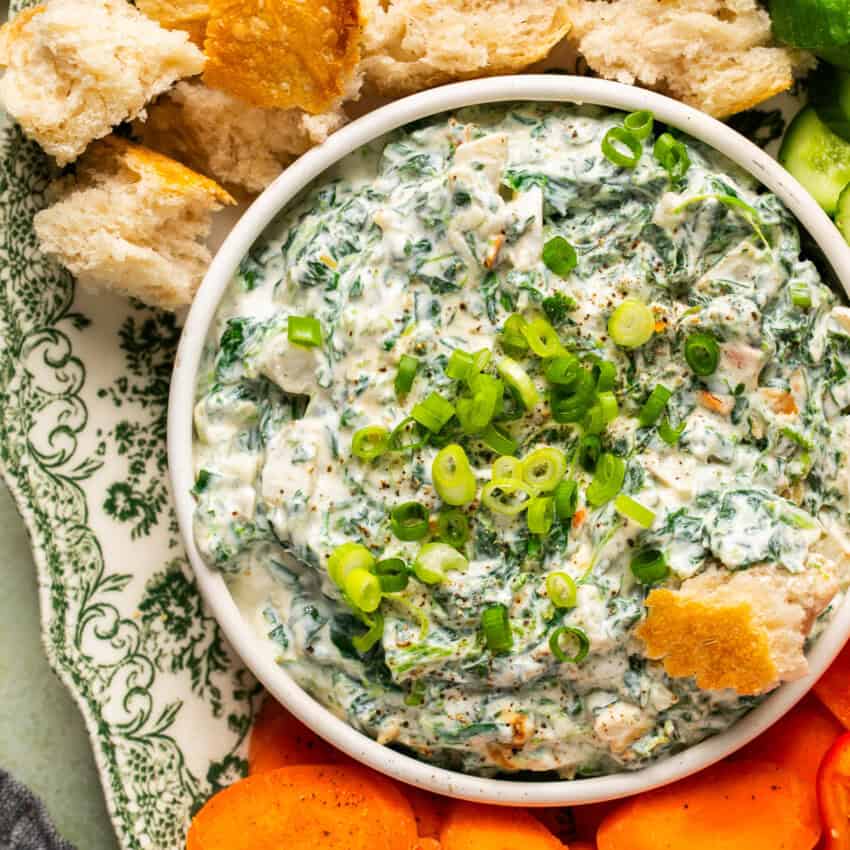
[192,103,850,778]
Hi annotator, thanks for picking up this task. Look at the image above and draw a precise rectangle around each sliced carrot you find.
[569,843,597,850]
[738,694,841,835]
[572,508,587,531]
[249,695,348,774]
[597,760,818,850]
[698,390,733,415]
[815,640,850,729]
[404,786,447,838]
[571,801,619,842]
[414,840,442,850]
[187,764,418,850]
[440,801,564,850]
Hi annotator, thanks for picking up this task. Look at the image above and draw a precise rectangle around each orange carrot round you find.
[414,840,442,850]
[404,786,447,838]
[597,760,818,850]
[187,765,417,850]
[440,801,564,850]
[815,640,850,729]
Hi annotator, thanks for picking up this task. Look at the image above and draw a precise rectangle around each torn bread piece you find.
[566,0,812,118]
[0,0,205,165]
[34,137,234,310]
[203,0,361,113]
[360,0,571,96]
[139,81,347,194]
[636,563,841,695]
[136,0,209,45]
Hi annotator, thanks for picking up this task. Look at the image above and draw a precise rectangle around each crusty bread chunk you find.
[139,81,347,194]
[566,0,811,118]
[636,563,841,695]
[136,0,209,46]
[34,138,234,310]
[360,0,571,95]
[0,0,205,166]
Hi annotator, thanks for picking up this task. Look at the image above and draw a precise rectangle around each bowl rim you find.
[168,74,850,806]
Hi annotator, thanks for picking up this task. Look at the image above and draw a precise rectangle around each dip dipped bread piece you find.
[192,103,850,778]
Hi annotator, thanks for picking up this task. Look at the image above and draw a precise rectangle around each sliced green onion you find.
[352,611,384,654]
[658,417,686,446]
[480,423,518,456]
[521,316,567,358]
[437,509,470,548]
[654,132,690,181]
[623,110,654,140]
[583,403,605,435]
[481,478,538,516]
[542,236,578,276]
[501,314,529,357]
[527,496,555,535]
[481,604,513,653]
[684,332,719,376]
[446,348,473,380]
[598,391,619,423]
[388,416,428,452]
[395,354,419,395]
[456,375,503,434]
[550,369,595,423]
[343,567,382,613]
[413,542,468,584]
[586,452,626,507]
[411,392,455,433]
[432,444,476,506]
[554,480,578,521]
[544,354,582,387]
[527,537,541,557]
[602,126,642,168]
[390,501,429,541]
[546,572,577,609]
[578,434,602,472]
[673,193,768,247]
[493,455,521,480]
[328,542,375,587]
[608,299,655,348]
[591,359,617,392]
[549,626,590,663]
[287,315,322,348]
[375,559,409,593]
[614,493,656,528]
[404,680,425,706]
[638,385,672,427]
[521,447,567,492]
[790,281,812,309]
[630,548,669,584]
[471,348,492,377]
[352,426,390,460]
[497,357,540,410]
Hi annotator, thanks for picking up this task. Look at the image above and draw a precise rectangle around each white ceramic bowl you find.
[169,75,850,806]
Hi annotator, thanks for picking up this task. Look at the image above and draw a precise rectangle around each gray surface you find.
[0,483,118,850]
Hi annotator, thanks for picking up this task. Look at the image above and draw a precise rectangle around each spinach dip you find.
[192,103,850,778]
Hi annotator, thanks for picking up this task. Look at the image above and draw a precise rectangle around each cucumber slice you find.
[769,0,850,48]
[810,63,850,141]
[815,46,850,70]
[835,182,850,242]
[779,106,850,214]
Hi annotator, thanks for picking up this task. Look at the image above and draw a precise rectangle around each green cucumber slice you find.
[779,106,850,214]
[835,182,850,241]
[810,63,850,141]
[815,46,850,70]
[769,0,850,48]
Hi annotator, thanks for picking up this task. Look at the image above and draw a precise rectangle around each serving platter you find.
[0,0,816,842]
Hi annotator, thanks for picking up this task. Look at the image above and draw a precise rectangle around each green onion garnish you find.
[352,611,384,654]
[790,281,812,309]
[480,423,518,456]
[395,354,419,395]
[601,126,642,168]
[549,626,590,663]
[653,132,690,181]
[542,236,578,276]
[343,566,382,613]
[521,447,567,492]
[456,375,503,434]
[608,299,655,348]
[638,385,672,427]
[623,110,654,140]
[591,359,617,392]
[673,193,768,247]
[375,559,409,593]
[437,508,470,548]
[411,392,455,433]
[546,572,577,609]
[684,332,719,376]
[327,542,375,587]
[553,480,578,521]
[501,314,529,357]
[404,681,425,706]
[446,348,474,380]
[481,478,537,516]
[413,542,468,584]
[351,425,390,460]
[597,391,619,424]
[614,493,656,528]
[497,357,540,410]
[544,354,582,386]
[492,455,521,480]
[390,501,429,541]
[550,368,595,423]
[630,548,669,584]
[481,604,513,653]
[527,495,555,535]
[578,434,602,472]
[432,444,476,506]
[658,417,686,446]
[287,315,323,348]
[521,316,567,359]
[388,416,428,452]
[586,452,626,507]
[583,403,605,435]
